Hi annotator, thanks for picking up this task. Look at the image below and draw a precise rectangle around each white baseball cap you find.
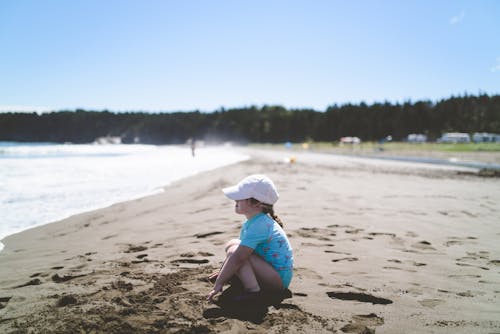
[222,174,279,205]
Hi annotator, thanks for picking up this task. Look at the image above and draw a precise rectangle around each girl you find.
[207,174,294,302]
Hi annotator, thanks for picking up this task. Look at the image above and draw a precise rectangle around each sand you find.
[1,148,499,333]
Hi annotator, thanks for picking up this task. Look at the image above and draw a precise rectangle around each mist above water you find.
[0,142,248,250]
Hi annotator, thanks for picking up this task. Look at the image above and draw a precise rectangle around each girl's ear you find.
[250,199,261,208]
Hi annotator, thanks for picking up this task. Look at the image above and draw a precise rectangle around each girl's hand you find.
[207,283,223,302]
[208,270,219,283]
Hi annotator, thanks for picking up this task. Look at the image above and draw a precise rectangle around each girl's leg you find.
[226,244,283,292]
[225,239,241,252]
[247,253,283,291]
[209,239,242,283]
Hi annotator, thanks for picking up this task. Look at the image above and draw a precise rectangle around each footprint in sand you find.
[383,266,417,273]
[341,313,384,333]
[345,228,364,234]
[190,207,213,214]
[455,262,489,271]
[124,244,148,253]
[411,241,436,251]
[170,251,214,265]
[329,283,367,292]
[387,259,402,264]
[388,259,425,267]
[419,299,445,308]
[368,232,396,238]
[456,255,478,262]
[293,292,308,297]
[296,227,335,241]
[328,224,355,229]
[52,272,88,283]
[444,236,478,247]
[302,242,335,247]
[406,231,419,238]
[132,254,150,264]
[111,280,134,292]
[448,274,481,278]
[295,267,323,280]
[71,264,87,270]
[330,271,368,277]
[0,296,12,309]
[456,290,475,297]
[14,279,42,288]
[327,291,393,305]
[353,313,384,325]
[194,231,224,238]
[325,250,351,255]
[180,251,214,258]
[412,261,426,267]
[56,294,78,307]
[332,257,358,263]
[171,258,210,264]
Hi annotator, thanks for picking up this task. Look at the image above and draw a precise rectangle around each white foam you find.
[0,143,248,250]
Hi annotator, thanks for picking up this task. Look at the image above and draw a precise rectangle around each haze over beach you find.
[0,142,249,251]
[1,1,500,333]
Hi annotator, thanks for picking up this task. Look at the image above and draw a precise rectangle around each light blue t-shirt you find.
[239,213,294,272]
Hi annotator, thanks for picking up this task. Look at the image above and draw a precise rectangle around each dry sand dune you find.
[1,149,499,333]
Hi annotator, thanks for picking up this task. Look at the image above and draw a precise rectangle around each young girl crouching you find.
[207,174,294,302]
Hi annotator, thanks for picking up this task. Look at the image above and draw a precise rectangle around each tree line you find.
[0,94,499,144]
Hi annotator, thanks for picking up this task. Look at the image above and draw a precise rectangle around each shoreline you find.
[1,148,500,333]
[0,186,165,254]
[0,147,487,251]
[250,143,500,166]
[0,144,249,252]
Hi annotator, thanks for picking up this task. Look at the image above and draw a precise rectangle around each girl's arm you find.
[207,245,253,301]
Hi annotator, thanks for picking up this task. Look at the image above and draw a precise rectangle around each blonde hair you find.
[249,198,284,228]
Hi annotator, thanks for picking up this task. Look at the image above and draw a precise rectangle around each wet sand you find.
[1,148,499,333]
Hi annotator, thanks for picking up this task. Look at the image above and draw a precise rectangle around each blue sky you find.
[0,0,499,112]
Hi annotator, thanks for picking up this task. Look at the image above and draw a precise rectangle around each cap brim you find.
[222,186,248,201]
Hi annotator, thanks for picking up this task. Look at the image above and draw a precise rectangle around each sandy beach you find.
[1,148,499,333]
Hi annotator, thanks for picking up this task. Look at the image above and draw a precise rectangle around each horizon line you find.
[1,92,498,114]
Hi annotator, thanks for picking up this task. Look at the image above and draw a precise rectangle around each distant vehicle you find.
[437,132,470,143]
[472,132,500,143]
[339,136,361,144]
[93,136,122,144]
[407,134,427,143]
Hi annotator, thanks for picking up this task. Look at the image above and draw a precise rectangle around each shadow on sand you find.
[203,283,293,324]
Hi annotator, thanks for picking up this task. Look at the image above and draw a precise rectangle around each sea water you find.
[0,142,249,251]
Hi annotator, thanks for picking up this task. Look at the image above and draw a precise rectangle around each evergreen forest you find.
[0,94,499,144]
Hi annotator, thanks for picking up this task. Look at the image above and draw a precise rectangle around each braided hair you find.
[249,198,284,228]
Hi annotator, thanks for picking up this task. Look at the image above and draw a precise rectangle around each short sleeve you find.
[240,221,269,250]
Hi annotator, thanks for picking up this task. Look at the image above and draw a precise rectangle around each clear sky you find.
[0,0,499,112]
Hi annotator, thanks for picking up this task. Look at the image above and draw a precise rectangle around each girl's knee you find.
[225,239,241,253]
[226,244,239,256]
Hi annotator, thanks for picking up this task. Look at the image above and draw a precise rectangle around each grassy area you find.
[251,141,500,153]
[429,142,500,152]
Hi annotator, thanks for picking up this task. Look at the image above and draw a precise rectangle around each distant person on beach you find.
[190,138,196,157]
[207,174,294,302]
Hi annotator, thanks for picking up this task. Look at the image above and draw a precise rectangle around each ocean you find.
[0,142,248,251]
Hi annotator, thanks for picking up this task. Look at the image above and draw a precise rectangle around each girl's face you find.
[234,199,261,218]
